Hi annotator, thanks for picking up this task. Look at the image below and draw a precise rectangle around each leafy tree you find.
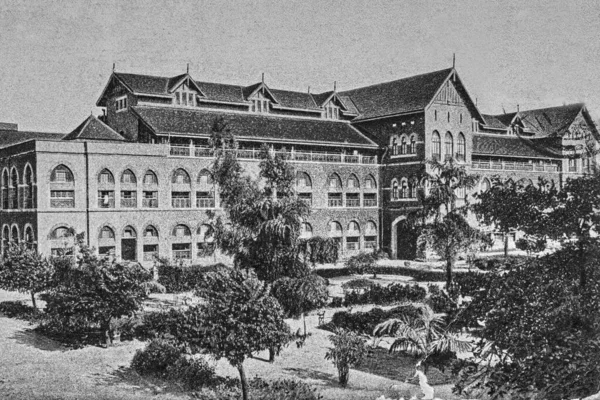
[425,158,479,218]
[373,302,470,375]
[189,268,291,400]
[454,244,600,399]
[324,328,367,387]
[0,242,54,309]
[45,245,150,346]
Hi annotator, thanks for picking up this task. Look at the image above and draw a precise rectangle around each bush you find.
[469,255,530,271]
[157,261,229,293]
[325,329,367,387]
[345,252,377,276]
[191,378,321,400]
[166,354,216,390]
[328,296,343,308]
[343,282,426,306]
[316,266,448,281]
[515,237,546,254]
[271,275,329,319]
[133,309,187,341]
[0,301,40,321]
[426,285,457,314]
[340,278,374,290]
[131,338,182,376]
[328,305,421,335]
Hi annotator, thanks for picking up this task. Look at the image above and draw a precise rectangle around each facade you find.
[1,67,598,263]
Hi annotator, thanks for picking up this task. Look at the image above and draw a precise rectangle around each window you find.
[99,226,115,239]
[98,190,115,208]
[346,193,360,207]
[447,112,450,123]
[434,110,437,121]
[173,83,197,107]
[172,169,190,184]
[121,191,137,208]
[121,169,137,184]
[51,190,74,208]
[198,170,213,186]
[346,236,359,251]
[2,170,9,209]
[172,243,191,259]
[197,224,215,257]
[329,221,343,237]
[324,102,340,119]
[143,171,158,185]
[143,191,158,208]
[298,192,312,207]
[348,221,360,235]
[392,137,398,155]
[98,169,114,184]
[250,91,269,113]
[51,165,73,183]
[172,224,191,237]
[123,226,136,238]
[400,136,407,154]
[568,158,577,172]
[432,131,441,160]
[445,132,454,160]
[480,178,491,193]
[455,186,466,200]
[172,192,191,208]
[347,174,359,189]
[296,172,312,189]
[460,113,463,124]
[115,96,128,111]
[144,225,158,238]
[328,193,343,207]
[23,166,34,209]
[400,178,409,199]
[143,244,158,261]
[456,133,466,161]
[300,222,313,239]
[328,174,342,189]
[365,175,376,189]
[365,221,377,250]
[196,191,215,208]
[410,135,416,154]
[24,226,34,245]
[50,226,74,256]
[392,180,399,200]
[363,193,377,207]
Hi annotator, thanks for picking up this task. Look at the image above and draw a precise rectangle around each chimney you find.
[0,122,18,131]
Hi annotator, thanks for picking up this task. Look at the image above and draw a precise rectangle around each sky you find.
[1,0,599,133]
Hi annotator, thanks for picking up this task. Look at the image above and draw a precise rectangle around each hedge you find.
[343,283,427,306]
[323,305,422,335]
[157,263,229,293]
[316,266,448,281]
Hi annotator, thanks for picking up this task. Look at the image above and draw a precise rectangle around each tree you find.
[425,158,479,218]
[373,302,470,376]
[324,328,367,387]
[472,177,554,257]
[45,245,150,346]
[191,268,291,400]
[0,242,54,309]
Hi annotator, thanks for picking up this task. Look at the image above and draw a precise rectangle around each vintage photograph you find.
[1,1,599,399]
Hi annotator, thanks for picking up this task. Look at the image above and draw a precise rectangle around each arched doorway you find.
[391,216,420,260]
[121,226,137,261]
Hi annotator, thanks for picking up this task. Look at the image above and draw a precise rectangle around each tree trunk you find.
[303,313,307,337]
[101,319,112,347]
[269,346,276,363]
[237,363,249,400]
[579,240,586,288]
[30,292,37,310]
[445,258,454,291]
[503,234,509,258]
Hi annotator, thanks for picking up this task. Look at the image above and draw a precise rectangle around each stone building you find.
[1,67,598,263]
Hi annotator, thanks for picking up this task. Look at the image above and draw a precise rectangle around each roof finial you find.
[112,63,116,72]
[517,104,520,112]
[502,105,506,114]
[308,86,311,94]
[262,73,265,84]
[334,81,337,92]
[187,63,189,74]
[452,53,455,69]
[476,97,478,106]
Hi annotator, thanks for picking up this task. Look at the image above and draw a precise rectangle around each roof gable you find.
[243,82,279,103]
[168,74,205,96]
[63,115,125,142]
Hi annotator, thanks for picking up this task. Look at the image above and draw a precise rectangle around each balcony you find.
[363,198,378,207]
[196,198,215,208]
[173,250,191,260]
[172,197,191,208]
[51,199,75,208]
[120,198,137,208]
[471,161,559,172]
[346,199,361,207]
[98,198,115,208]
[169,145,377,165]
[142,198,159,208]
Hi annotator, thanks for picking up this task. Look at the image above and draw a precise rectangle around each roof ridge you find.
[488,103,584,118]
[340,68,453,93]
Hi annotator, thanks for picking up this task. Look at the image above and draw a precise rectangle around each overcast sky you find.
[1,0,599,132]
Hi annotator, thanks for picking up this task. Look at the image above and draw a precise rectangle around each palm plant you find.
[373,302,471,375]
[425,158,479,218]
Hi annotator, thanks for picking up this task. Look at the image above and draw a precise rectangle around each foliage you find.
[454,244,600,399]
[327,305,422,335]
[0,300,40,321]
[44,245,151,346]
[426,284,457,315]
[132,309,188,341]
[130,338,182,376]
[324,328,367,387]
[468,255,530,272]
[340,278,375,290]
[166,355,216,390]
[343,282,427,307]
[515,236,546,255]
[156,260,229,293]
[271,275,329,319]
[0,242,54,309]
[316,266,448,281]
[374,302,470,374]
[345,252,377,277]
[191,378,322,400]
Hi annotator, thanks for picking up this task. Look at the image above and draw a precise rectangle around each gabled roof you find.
[243,82,279,103]
[340,68,454,121]
[195,81,245,103]
[131,106,377,148]
[310,91,355,114]
[472,134,563,158]
[63,115,125,141]
[270,89,319,111]
[0,130,64,149]
[482,104,585,137]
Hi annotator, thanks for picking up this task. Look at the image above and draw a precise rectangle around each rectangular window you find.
[172,243,191,260]
[328,193,342,207]
[299,192,312,207]
[363,193,377,207]
[115,96,127,111]
[172,192,191,208]
[100,173,111,184]
[51,190,75,208]
[55,170,67,182]
[346,237,360,251]
[364,236,377,249]
[196,191,215,208]
[99,246,115,256]
[98,190,115,208]
[142,191,158,208]
[568,159,577,172]
[120,191,137,208]
[143,244,158,261]
[346,193,360,207]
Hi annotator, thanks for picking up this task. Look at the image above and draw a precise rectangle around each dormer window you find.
[115,96,127,112]
[324,102,340,119]
[173,83,197,107]
[250,91,269,113]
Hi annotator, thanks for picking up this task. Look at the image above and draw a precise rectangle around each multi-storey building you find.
[1,67,598,263]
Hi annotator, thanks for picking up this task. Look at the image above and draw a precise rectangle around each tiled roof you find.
[271,89,319,110]
[472,134,560,158]
[196,81,245,103]
[115,73,170,95]
[63,115,125,141]
[131,106,377,147]
[0,130,64,148]
[340,68,453,121]
[481,114,508,130]
[311,92,333,107]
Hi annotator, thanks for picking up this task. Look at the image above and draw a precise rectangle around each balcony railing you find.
[143,252,158,261]
[142,198,159,208]
[172,197,191,208]
[471,161,559,172]
[346,199,361,207]
[196,198,215,208]
[98,198,115,208]
[363,198,378,207]
[169,145,377,165]
[173,250,191,260]
[51,199,75,208]
[120,198,137,208]
[328,197,343,207]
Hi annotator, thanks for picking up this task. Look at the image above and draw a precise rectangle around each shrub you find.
[328,296,343,308]
[427,285,457,314]
[166,354,216,390]
[515,236,546,254]
[157,261,229,293]
[325,328,367,387]
[328,305,421,335]
[343,282,427,306]
[0,301,40,321]
[133,309,187,341]
[341,278,374,290]
[130,338,182,376]
[345,252,377,276]
[316,266,448,281]
[190,378,321,400]
[271,275,329,319]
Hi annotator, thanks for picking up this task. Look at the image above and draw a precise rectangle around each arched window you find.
[296,172,312,189]
[409,177,418,198]
[121,169,137,184]
[365,221,377,249]
[123,226,136,238]
[144,225,159,238]
[400,136,407,154]
[300,222,313,239]
[23,165,34,208]
[346,221,360,250]
[445,132,454,160]
[50,165,73,183]
[329,221,343,237]
[347,221,360,235]
[391,137,398,156]
[328,173,342,189]
[197,224,215,257]
[410,135,416,154]
[400,178,409,199]
[98,226,116,257]
[2,225,9,253]
[480,178,491,193]
[121,226,137,261]
[197,170,213,186]
[172,168,191,184]
[143,170,158,185]
[24,226,34,245]
[347,174,359,189]
[392,180,399,200]
[1,170,9,209]
[9,168,19,209]
[98,169,114,184]
[457,133,466,161]
[432,131,441,160]
[11,226,19,243]
[172,224,191,237]
[328,174,342,207]
[99,226,115,239]
[142,225,159,261]
[197,169,215,208]
[172,224,191,259]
